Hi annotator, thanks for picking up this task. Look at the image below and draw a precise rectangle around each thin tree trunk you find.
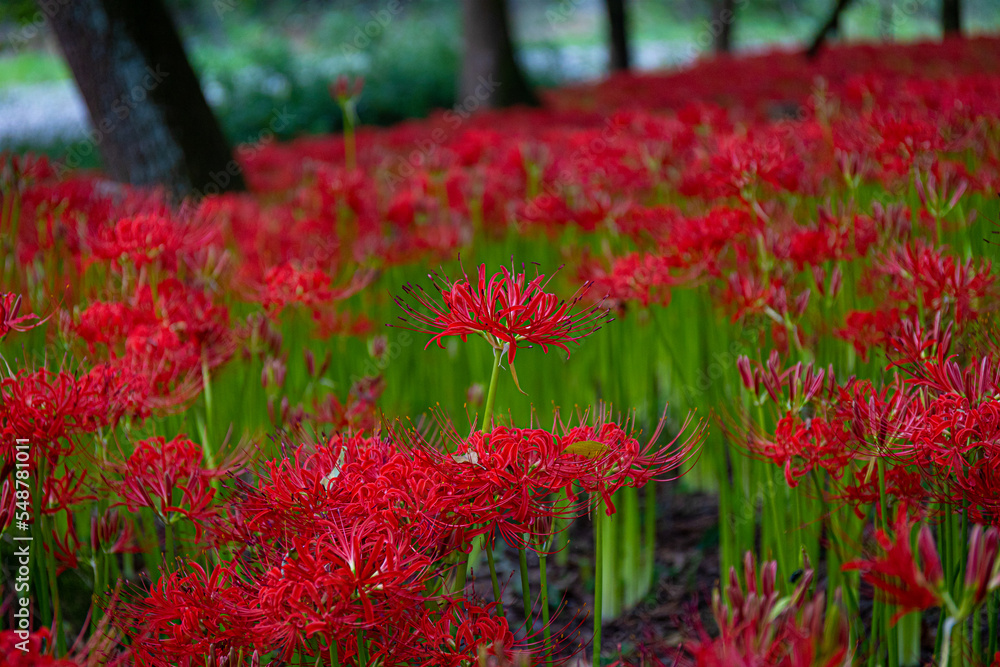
[460,0,539,108]
[45,0,244,200]
[605,0,630,72]
[942,0,961,36]
[714,0,736,54]
[805,0,855,59]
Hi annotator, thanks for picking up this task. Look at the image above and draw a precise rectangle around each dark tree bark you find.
[605,0,630,72]
[45,0,245,200]
[942,0,961,36]
[460,0,540,108]
[805,0,855,59]
[714,0,736,54]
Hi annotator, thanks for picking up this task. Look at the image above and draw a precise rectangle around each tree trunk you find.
[714,0,736,54]
[45,0,245,200]
[805,0,855,59]
[605,0,630,72]
[942,0,961,36]
[460,0,540,109]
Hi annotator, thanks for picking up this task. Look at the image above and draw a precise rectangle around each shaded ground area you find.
[469,490,720,664]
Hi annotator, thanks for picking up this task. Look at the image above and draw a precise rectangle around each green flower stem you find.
[30,465,52,632]
[356,629,369,667]
[482,347,503,433]
[601,503,618,619]
[43,514,65,655]
[876,456,898,667]
[452,552,468,595]
[342,100,357,171]
[940,616,957,667]
[973,598,982,663]
[987,590,998,659]
[518,540,533,634]
[623,485,640,607]
[593,501,604,667]
[485,539,505,619]
[539,547,552,667]
[643,482,656,592]
[329,640,340,667]
[164,514,176,572]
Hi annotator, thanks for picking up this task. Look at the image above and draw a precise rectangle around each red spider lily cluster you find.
[2,35,1000,667]
[109,416,698,665]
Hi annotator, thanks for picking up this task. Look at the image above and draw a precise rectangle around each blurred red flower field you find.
[2,36,1000,667]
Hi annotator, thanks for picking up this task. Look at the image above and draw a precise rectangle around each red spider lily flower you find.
[679,553,851,667]
[747,411,854,488]
[47,521,82,575]
[871,240,996,325]
[256,515,435,660]
[91,509,142,555]
[432,426,589,547]
[112,561,263,666]
[393,262,613,364]
[244,262,373,319]
[0,367,126,467]
[842,509,943,621]
[42,467,95,516]
[392,598,526,667]
[737,351,841,411]
[0,480,14,533]
[559,407,705,513]
[0,293,43,340]
[106,435,242,538]
[0,628,78,666]
[89,213,220,271]
[963,524,1000,609]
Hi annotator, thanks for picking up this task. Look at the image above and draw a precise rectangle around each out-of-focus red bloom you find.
[836,308,903,362]
[393,263,612,364]
[0,629,78,667]
[106,435,241,537]
[676,553,851,667]
[89,213,220,272]
[843,509,943,622]
[92,509,141,556]
[870,240,996,325]
[0,293,43,340]
[0,367,125,466]
[245,262,373,319]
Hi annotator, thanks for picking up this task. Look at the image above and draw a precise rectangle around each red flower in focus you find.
[560,408,704,512]
[113,561,262,666]
[393,263,612,364]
